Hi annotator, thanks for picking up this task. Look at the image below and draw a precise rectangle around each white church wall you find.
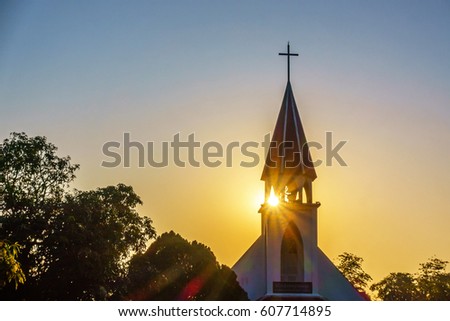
[232,236,266,300]
[317,248,366,301]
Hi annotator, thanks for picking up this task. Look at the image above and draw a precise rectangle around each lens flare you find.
[268,187,279,206]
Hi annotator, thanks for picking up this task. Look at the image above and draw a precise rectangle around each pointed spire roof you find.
[261,81,317,183]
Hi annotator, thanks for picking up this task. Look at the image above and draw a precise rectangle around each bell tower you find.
[259,42,321,299]
[233,43,367,301]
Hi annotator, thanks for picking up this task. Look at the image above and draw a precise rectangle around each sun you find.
[268,188,279,206]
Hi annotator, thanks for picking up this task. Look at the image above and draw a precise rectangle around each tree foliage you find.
[1,133,77,298]
[126,231,248,300]
[39,184,156,300]
[371,257,450,301]
[0,132,79,285]
[336,252,372,292]
[370,272,417,301]
[0,240,26,289]
[0,133,156,299]
[416,257,450,300]
[1,132,79,214]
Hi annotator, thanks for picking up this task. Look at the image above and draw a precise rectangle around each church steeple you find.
[261,43,316,204]
[233,44,367,301]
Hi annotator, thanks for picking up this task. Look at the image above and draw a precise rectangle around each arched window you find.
[280,222,304,282]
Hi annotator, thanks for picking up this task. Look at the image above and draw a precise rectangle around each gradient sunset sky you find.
[1,1,449,282]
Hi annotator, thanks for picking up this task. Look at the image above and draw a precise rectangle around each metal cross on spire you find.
[279,42,299,83]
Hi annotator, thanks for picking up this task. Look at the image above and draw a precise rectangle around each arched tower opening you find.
[280,222,304,282]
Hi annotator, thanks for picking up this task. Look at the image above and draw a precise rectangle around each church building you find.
[232,43,366,301]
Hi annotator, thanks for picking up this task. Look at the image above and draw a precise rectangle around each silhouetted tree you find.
[0,132,79,298]
[336,252,372,292]
[39,184,156,300]
[126,231,248,300]
[416,257,450,300]
[0,133,156,299]
[370,272,417,301]
[371,257,450,301]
